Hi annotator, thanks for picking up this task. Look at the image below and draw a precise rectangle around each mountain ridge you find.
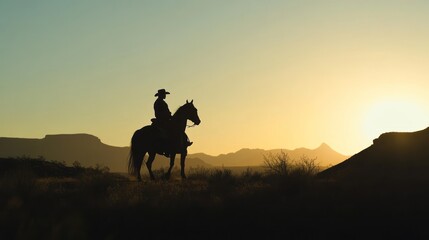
[194,144,347,167]
[0,134,348,171]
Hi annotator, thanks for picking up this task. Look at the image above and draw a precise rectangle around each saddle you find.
[150,118,172,157]
[150,118,193,156]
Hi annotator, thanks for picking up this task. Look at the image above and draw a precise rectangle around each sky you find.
[2,1,429,156]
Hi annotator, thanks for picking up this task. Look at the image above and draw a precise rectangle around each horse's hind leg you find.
[146,152,156,180]
[180,152,187,179]
[165,154,176,180]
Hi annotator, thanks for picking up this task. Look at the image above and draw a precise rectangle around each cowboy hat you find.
[155,89,170,97]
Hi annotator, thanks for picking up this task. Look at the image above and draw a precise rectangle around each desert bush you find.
[92,164,110,174]
[240,168,263,183]
[0,166,37,195]
[293,155,320,177]
[49,159,67,167]
[73,161,82,169]
[263,151,291,176]
[264,152,319,177]
[208,169,235,184]
[188,167,211,180]
[263,152,320,194]
[206,168,237,195]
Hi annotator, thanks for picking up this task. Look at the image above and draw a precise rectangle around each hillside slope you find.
[318,127,429,182]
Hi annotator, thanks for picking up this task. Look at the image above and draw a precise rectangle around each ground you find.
[1,157,428,239]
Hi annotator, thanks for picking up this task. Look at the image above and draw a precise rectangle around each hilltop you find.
[319,127,429,183]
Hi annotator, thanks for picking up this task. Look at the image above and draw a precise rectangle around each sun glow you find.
[363,99,429,140]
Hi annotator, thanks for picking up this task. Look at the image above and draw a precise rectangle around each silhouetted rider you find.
[153,89,172,157]
[154,89,172,125]
[153,89,193,156]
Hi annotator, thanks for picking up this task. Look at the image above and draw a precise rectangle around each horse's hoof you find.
[164,174,171,180]
[181,175,187,179]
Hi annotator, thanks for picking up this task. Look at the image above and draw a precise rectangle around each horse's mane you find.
[172,103,187,118]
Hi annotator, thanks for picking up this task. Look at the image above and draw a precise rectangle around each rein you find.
[172,104,198,128]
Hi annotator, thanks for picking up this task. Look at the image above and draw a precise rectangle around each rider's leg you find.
[184,133,193,146]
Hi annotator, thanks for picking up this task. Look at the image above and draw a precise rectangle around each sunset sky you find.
[2,1,429,156]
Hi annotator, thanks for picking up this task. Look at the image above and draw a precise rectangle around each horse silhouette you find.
[128,100,201,181]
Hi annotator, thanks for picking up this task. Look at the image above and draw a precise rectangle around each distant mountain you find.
[0,134,347,172]
[189,143,348,167]
[0,134,210,172]
[318,127,429,182]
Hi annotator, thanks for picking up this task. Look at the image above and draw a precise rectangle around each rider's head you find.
[155,89,170,99]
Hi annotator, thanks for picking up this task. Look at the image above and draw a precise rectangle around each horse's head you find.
[184,100,201,125]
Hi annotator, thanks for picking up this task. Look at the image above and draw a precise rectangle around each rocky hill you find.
[318,127,429,183]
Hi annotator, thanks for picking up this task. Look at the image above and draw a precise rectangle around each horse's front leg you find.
[180,153,187,179]
[135,152,146,182]
[165,153,176,180]
[146,152,156,180]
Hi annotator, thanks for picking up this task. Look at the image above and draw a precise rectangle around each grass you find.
[1,155,429,239]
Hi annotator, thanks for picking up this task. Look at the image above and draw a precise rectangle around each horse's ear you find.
[191,99,193,104]
[186,100,189,104]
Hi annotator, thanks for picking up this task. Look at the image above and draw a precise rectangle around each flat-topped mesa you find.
[372,127,429,147]
[43,134,102,145]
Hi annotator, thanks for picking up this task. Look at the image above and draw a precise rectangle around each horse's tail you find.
[128,139,137,176]
[128,130,142,177]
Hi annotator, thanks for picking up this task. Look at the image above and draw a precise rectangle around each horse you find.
[128,100,201,181]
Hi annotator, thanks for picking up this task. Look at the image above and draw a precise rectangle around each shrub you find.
[263,152,320,194]
[208,168,235,183]
[294,155,320,177]
[188,167,211,180]
[240,168,263,182]
[207,168,236,195]
[263,151,292,176]
[263,152,319,177]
